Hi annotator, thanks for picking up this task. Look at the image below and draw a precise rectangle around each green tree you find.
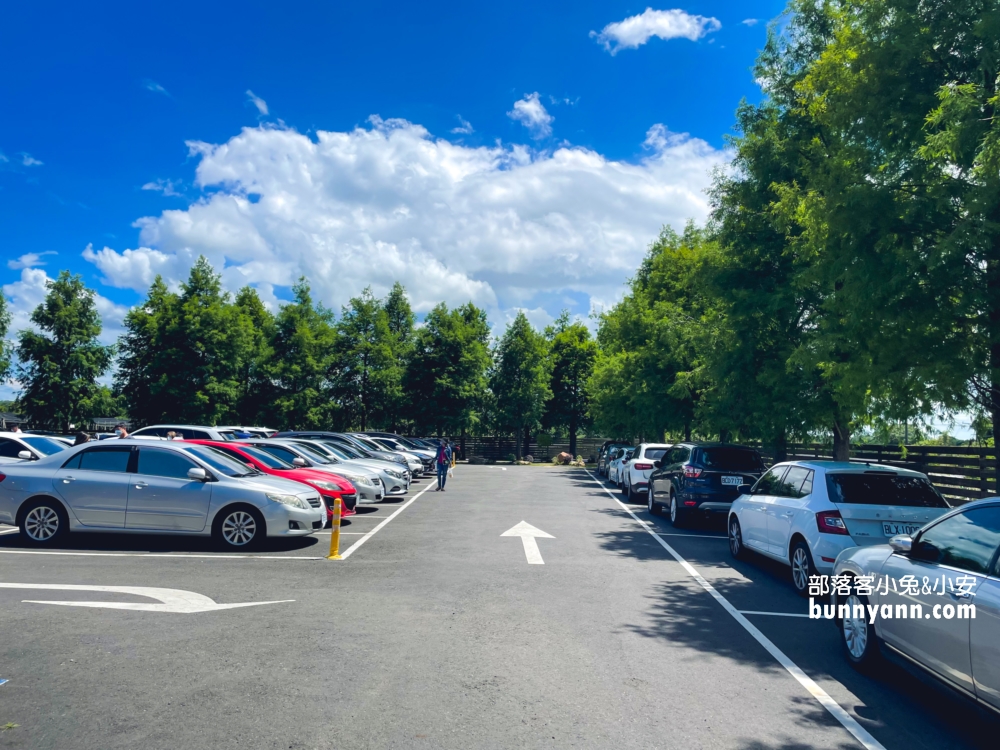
[0,292,12,383]
[333,287,394,430]
[490,312,551,458]
[543,312,596,455]
[382,282,415,431]
[266,279,337,429]
[115,276,174,424]
[234,286,275,425]
[405,302,491,436]
[16,271,113,432]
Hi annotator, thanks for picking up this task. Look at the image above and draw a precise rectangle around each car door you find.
[742,466,788,552]
[126,447,213,531]
[959,506,1000,710]
[53,445,133,527]
[766,466,814,558]
[877,506,1000,695]
[649,448,675,505]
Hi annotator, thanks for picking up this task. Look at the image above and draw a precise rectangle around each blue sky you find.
[1,2,787,335]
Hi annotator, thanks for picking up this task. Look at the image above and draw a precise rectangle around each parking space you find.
[0,465,993,749]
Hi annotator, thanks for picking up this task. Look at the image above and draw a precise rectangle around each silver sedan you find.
[0,439,323,549]
[831,498,1000,715]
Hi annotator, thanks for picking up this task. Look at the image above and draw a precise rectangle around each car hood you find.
[231,473,320,499]
[343,458,407,474]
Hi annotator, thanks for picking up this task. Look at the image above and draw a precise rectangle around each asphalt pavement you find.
[0,466,993,749]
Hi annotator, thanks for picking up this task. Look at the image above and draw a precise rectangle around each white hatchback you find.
[727,461,952,597]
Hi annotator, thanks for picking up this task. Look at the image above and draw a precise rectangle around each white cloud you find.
[741,18,759,27]
[141,178,184,197]
[21,153,43,167]
[451,115,474,135]
[8,251,56,270]
[0,152,8,163]
[507,93,554,138]
[83,117,726,326]
[246,90,269,116]
[1,268,128,346]
[144,79,170,96]
[591,8,721,54]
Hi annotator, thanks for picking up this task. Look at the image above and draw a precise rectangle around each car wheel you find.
[790,539,817,598]
[620,478,629,497]
[20,498,68,546]
[214,506,265,550]
[628,483,639,503]
[841,587,882,671]
[669,494,686,528]
[728,516,745,560]
[647,489,660,515]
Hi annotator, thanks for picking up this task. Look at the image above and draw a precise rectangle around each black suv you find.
[648,443,766,527]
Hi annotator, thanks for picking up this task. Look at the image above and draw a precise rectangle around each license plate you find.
[721,476,742,486]
[882,522,922,537]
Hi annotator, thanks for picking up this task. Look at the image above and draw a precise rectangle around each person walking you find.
[435,438,452,492]
[10,424,22,433]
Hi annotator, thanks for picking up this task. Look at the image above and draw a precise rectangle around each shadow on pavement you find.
[0,528,321,554]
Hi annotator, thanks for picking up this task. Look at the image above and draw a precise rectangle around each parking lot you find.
[0,466,992,749]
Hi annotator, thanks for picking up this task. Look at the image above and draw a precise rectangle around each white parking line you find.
[585,470,884,750]
[740,610,813,618]
[338,480,436,559]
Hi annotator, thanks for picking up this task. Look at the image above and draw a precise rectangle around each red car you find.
[183,440,357,522]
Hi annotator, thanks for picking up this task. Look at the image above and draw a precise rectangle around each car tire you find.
[647,489,660,516]
[19,497,68,546]
[628,483,639,503]
[213,505,266,550]
[669,493,686,528]
[728,516,746,560]
[790,539,817,598]
[841,585,882,672]
[620,478,629,497]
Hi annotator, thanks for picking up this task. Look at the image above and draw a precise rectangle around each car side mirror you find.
[18,450,33,460]
[292,457,307,467]
[889,535,913,554]
[737,484,751,495]
[187,467,208,481]
[653,460,661,469]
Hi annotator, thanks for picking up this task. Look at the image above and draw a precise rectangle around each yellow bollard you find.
[327,496,342,560]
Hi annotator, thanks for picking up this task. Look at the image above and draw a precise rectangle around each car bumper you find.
[262,503,323,537]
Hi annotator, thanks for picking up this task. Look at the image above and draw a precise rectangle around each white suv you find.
[728,461,952,597]
[621,443,672,503]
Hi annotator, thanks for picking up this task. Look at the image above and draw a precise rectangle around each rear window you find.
[644,448,669,461]
[826,473,949,508]
[699,448,765,472]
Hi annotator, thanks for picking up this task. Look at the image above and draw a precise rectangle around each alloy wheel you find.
[729,519,742,557]
[222,511,257,546]
[670,496,677,523]
[842,593,868,659]
[791,546,810,592]
[25,506,59,541]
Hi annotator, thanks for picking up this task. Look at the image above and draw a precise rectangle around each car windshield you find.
[353,436,381,451]
[826,473,950,508]
[324,441,360,460]
[238,445,292,469]
[699,447,765,472]
[291,443,333,464]
[184,445,256,477]
[217,431,237,441]
[21,436,69,455]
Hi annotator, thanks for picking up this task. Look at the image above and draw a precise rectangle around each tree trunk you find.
[460,428,467,462]
[684,423,691,442]
[522,425,530,459]
[833,412,851,462]
[569,413,577,457]
[771,428,788,464]
[719,429,730,444]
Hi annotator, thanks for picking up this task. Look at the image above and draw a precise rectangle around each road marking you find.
[739,610,813,618]
[0,583,293,613]
[0,678,7,687]
[0,550,324,560]
[501,521,555,565]
[338,478,437,559]
[585,470,885,750]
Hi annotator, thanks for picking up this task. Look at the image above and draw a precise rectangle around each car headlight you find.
[393,455,407,464]
[349,476,371,486]
[310,481,341,492]
[266,493,310,509]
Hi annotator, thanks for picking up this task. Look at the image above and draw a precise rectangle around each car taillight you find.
[683,466,702,478]
[0,473,5,482]
[816,510,849,535]
[634,463,653,470]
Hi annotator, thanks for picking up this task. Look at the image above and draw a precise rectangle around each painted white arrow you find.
[501,521,554,565]
[0,583,292,613]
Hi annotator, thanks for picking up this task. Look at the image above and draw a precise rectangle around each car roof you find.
[135,424,222,430]
[778,460,925,477]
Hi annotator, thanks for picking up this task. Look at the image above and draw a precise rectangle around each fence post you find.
[980,449,988,499]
